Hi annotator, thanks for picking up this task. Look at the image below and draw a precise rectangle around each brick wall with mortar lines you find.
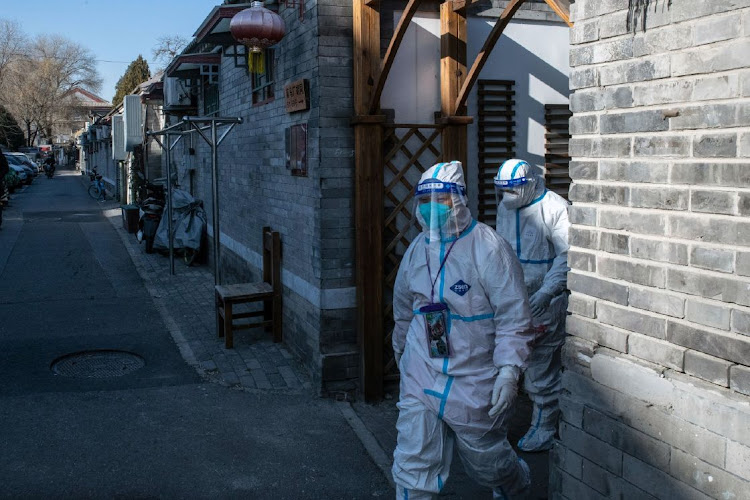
[177,0,359,392]
[553,1,750,499]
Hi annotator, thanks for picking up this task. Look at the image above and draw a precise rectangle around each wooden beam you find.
[353,0,381,115]
[455,0,572,26]
[353,0,384,402]
[440,1,469,167]
[544,0,572,26]
[454,0,527,115]
[440,1,467,117]
[368,0,424,114]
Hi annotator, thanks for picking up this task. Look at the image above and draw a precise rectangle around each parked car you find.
[8,164,29,185]
[6,153,39,175]
[4,154,34,183]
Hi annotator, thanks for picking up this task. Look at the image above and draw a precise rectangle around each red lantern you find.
[230,1,286,74]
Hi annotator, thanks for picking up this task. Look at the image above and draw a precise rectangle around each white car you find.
[6,152,40,175]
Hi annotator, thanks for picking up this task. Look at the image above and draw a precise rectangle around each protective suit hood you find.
[495,159,539,209]
[415,161,472,242]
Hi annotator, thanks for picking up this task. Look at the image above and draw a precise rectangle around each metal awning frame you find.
[146,116,242,285]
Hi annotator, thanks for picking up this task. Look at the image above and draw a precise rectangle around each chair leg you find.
[216,291,224,339]
[272,295,282,343]
[263,298,272,333]
[224,301,233,349]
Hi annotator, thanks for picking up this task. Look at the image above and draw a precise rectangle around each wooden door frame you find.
[353,0,571,401]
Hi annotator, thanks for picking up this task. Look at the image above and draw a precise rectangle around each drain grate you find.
[51,350,145,378]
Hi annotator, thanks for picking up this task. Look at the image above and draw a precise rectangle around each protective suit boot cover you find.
[395,484,436,500]
[517,404,560,452]
[492,458,531,500]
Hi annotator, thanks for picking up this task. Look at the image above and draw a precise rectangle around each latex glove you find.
[528,291,553,317]
[489,365,520,418]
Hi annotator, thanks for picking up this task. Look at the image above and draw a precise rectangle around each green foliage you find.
[112,55,151,107]
[0,105,25,150]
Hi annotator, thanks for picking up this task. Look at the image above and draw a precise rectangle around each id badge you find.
[420,303,451,358]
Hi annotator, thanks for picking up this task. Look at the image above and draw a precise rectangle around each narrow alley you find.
[0,167,391,499]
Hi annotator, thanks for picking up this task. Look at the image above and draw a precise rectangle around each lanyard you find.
[424,240,457,303]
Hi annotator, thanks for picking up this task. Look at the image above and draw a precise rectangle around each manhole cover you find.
[51,350,145,378]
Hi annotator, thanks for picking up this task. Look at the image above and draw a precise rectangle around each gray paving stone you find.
[107,209,311,395]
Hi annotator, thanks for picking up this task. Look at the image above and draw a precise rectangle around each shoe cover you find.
[517,404,559,452]
[492,458,531,499]
[395,484,436,500]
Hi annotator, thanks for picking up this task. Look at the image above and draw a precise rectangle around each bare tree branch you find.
[151,34,188,71]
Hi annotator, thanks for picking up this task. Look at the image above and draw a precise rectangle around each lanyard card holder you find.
[420,303,451,358]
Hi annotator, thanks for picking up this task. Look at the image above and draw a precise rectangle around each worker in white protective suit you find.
[494,158,570,452]
[392,161,535,500]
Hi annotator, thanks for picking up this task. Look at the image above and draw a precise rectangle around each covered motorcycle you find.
[153,188,206,265]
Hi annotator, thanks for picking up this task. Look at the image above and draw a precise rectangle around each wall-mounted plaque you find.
[284,79,309,113]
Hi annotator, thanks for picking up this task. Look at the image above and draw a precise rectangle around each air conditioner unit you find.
[122,95,144,151]
[164,76,196,107]
[112,115,126,160]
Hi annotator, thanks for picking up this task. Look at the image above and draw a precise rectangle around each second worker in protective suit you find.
[392,161,535,499]
[494,158,571,452]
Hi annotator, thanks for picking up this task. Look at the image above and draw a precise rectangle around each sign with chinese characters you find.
[284,79,309,113]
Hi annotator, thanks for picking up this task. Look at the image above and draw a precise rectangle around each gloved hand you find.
[528,291,553,317]
[489,365,520,418]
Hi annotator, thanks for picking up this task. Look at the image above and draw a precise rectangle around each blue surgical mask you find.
[419,202,451,230]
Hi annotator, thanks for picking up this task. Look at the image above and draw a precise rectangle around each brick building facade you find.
[553,0,750,497]
[167,0,359,395]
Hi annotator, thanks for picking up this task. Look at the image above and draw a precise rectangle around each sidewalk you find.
[351,388,550,499]
[103,207,312,394]
[104,202,549,499]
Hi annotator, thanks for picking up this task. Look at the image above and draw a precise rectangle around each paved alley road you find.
[0,168,391,499]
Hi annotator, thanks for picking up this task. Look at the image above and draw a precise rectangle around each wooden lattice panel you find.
[545,104,572,200]
[382,124,444,381]
[477,80,515,228]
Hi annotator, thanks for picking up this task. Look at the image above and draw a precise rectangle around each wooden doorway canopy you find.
[353,0,572,401]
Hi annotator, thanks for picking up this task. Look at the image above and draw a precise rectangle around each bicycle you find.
[88,174,108,201]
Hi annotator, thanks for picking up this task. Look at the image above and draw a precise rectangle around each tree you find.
[152,35,188,71]
[1,32,101,146]
[0,19,27,92]
[112,55,150,107]
[0,105,24,150]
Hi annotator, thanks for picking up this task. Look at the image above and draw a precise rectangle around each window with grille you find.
[201,64,220,116]
[251,49,275,105]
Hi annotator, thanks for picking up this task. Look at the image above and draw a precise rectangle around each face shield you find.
[494,175,530,209]
[495,159,534,209]
[414,178,468,239]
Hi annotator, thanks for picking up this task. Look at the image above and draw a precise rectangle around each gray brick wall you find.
[556,0,750,498]
[170,0,358,394]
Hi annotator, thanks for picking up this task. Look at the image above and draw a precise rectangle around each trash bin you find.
[122,204,139,233]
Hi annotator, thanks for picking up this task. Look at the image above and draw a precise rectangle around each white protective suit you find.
[494,159,570,452]
[392,161,534,499]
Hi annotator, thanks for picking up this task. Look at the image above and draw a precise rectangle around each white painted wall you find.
[380,13,570,214]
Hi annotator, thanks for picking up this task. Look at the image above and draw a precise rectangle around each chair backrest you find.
[262,226,281,294]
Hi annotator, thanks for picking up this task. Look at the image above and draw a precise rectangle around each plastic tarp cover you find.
[153,188,207,251]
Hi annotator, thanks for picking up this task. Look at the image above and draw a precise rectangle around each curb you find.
[335,400,396,490]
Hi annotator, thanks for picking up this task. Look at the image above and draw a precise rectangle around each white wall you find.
[380,13,570,214]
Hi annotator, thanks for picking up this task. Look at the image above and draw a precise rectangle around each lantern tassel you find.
[248,50,265,74]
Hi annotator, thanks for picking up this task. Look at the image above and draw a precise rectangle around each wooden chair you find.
[215,226,281,348]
